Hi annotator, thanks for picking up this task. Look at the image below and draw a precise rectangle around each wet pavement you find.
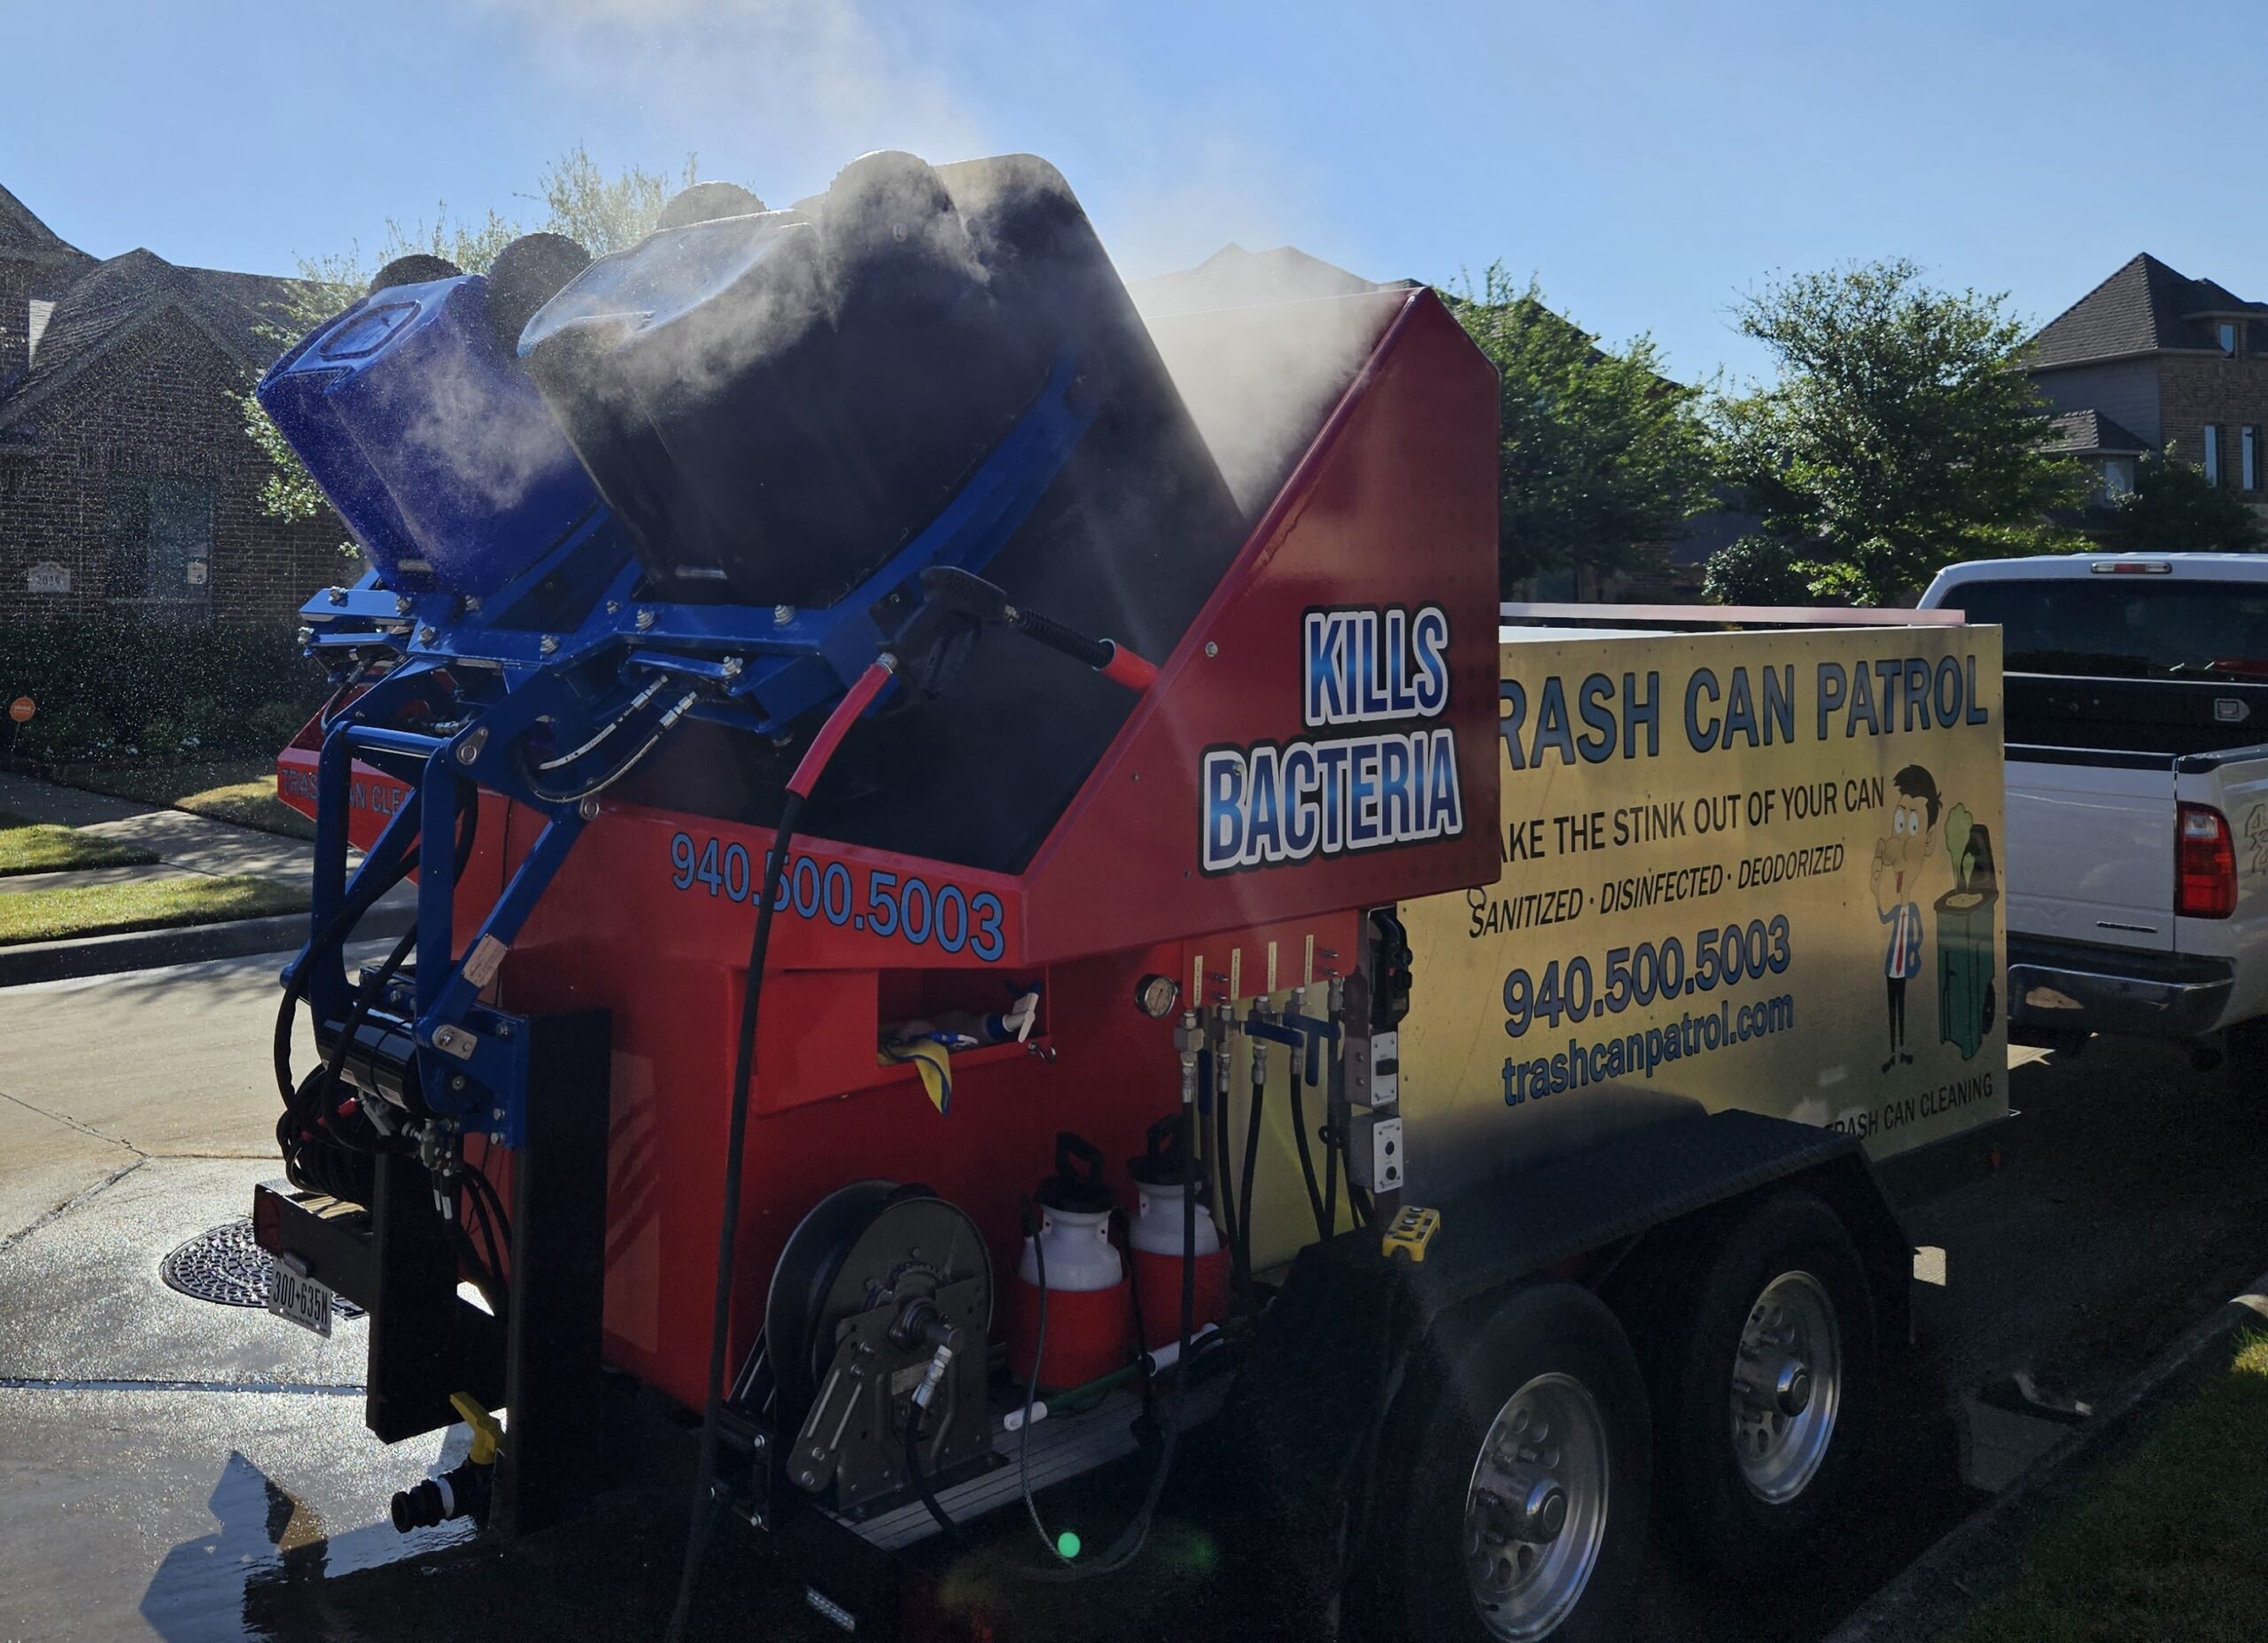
[1,947,2264,1641]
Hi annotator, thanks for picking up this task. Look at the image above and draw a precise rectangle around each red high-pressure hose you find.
[666,614,1157,1636]
[667,655,895,1642]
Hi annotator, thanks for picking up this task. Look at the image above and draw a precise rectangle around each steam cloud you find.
[435,4,1395,540]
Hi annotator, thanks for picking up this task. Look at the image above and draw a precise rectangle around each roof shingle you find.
[2030,253,2268,368]
[0,244,312,428]
[2041,407,2150,455]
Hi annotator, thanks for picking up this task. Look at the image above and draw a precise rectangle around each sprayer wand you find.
[913,565,1160,691]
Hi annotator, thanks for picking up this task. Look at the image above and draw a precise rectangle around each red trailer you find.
[252,154,1938,1643]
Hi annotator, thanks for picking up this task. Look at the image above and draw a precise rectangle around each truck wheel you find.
[1374,1282,1650,1643]
[1651,1190,1872,1571]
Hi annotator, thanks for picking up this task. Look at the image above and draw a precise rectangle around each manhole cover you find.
[160,1220,363,1319]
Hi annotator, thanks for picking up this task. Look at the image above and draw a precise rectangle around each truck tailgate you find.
[2006,752,2175,952]
[2178,748,2268,1021]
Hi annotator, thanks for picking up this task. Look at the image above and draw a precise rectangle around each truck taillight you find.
[2176,802,2237,918]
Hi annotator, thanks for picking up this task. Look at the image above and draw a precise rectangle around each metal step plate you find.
[849,1379,1228,1551]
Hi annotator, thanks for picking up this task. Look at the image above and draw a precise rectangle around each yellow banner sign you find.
[1397,624,2008,1201]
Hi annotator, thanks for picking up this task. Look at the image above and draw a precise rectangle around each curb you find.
[1823,1265,2268,1643]
[0,902,415,988]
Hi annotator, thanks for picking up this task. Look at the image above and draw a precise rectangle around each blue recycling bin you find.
[258,273,599,596]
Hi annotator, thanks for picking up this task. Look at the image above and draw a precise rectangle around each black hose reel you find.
[759,1182,996,1518]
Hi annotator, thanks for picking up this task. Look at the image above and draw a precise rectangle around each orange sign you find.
[6,697,32,725]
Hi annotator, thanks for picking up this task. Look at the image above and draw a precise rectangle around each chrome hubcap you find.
[1462,1373,1610,1641]
[1732,1270,1840,1503]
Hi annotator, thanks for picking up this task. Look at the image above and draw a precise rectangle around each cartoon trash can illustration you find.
[1936,802,1999,1059]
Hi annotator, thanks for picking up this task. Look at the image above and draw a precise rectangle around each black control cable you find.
[666,658,894,1643]
[1287,1058,1331,1242]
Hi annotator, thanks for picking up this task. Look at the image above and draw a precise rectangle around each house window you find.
[2205,424,2222,486]
[2101,457,2135,498]
[2248,427,2262,492]
[102,477,214,608]
[2221,321,2239,356]
[26,299,53,364]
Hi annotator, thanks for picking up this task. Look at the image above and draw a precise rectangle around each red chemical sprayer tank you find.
[1006,1132,1130,1392]
[1125,1114,1228,1349]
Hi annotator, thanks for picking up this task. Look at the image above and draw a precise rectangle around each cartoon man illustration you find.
[1871,764,1939,1072]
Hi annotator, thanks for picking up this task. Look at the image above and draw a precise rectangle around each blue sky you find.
[4,0,2256,384]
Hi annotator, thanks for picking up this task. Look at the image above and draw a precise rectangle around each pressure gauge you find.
[1135,974,1181,1019]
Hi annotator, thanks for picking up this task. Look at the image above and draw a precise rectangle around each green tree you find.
[2098,446,2265,552]
[237,148,702,546]
[1448,266,1717,593]
[1716,259,2090,605]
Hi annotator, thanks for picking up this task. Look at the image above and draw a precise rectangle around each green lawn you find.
[1946,1330,2268,1643]
[0,812,160,877]
[0,873,309,946]
[50,756,315,840]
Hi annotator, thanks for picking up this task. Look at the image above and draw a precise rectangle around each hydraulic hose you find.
[1288,1061,1330,1242]
[666,656,896,1643]
[1213,1044,1245,1301]
[273,838,422,1106]
[1237,1062,1265,1285]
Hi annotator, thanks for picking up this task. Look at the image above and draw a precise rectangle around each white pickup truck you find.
[1919,553,2268,1069]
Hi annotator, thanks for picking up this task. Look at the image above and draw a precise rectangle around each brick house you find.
[0,182,346,624]
[2027,253,2268,511]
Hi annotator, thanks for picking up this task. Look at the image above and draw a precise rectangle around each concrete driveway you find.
[2,951,2264,1642]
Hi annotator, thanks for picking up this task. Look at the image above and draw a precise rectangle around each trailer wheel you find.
[1651,1190,1872,1570]
[1373,1282,1650,1643]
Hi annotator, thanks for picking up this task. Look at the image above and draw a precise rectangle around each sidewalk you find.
[0,771,412,984]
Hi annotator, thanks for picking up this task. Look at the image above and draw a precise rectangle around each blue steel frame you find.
[284,348,1094,1146]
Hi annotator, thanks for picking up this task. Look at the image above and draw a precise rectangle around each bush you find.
[0,617,326,764]
[1703,534,1814,606]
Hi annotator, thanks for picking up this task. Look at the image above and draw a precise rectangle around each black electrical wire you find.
[453,1190,509,1318]
[905,1398,972,1552]
[664,788,805,1643]
[1322,1114,1340,1237]
[1286,1060,1329,1243]
[1115,1204,1155,1414]
[1342,1126,1373,1229]
[1015,1194,1060,1556]
[1213,1050,1246,1300]
[1237,1066,1265,1288]
[273,840,420,1107]
[465,1158,514,1256]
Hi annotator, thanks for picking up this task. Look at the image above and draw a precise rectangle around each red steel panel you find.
[274,285,1502,1411]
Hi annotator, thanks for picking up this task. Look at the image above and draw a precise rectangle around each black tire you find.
[1648,1190,1874,1572]
[369,252,462,294]
[485,232,591,357]
[1367,1281,1650,1643]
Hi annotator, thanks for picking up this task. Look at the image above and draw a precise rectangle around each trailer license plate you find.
[268,1259,334,1337]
